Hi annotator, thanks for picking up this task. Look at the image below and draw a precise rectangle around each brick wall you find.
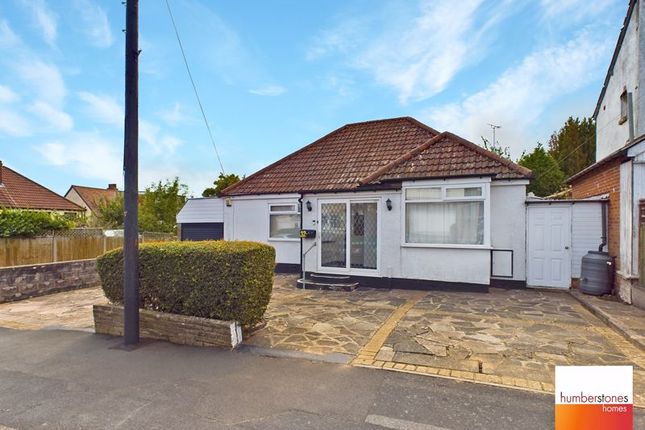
[570,159,621,270]
[93,304,243,349]
[0,259,100,303]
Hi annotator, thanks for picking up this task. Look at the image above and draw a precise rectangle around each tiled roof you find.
[0,164,84,212]
[365,132,532,183]
[68,185,120,215]
[222,117,530,196]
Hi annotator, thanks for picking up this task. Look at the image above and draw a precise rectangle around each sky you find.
[0,0,627,197]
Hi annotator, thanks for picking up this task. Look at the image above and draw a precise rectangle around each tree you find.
[480,137,511,160]
[202,173,241,197]
[139,178,188,233]
[548,116,595,178]
[95,194,125,229]
[518,144,565,197]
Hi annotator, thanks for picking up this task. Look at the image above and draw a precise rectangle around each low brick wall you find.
[93,304,243,349]
[0,259,100,303]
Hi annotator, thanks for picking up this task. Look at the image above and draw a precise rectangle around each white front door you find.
[527,205,572,288]
[318,200,379,274]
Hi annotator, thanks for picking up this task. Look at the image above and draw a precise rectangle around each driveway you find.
[0,274,642,405]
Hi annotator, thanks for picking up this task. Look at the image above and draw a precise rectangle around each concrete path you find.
[6,327,639,430]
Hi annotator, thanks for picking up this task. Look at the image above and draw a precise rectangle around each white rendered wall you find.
[224,194,301,265]
[596,3,642,160]
[490,182,528,282]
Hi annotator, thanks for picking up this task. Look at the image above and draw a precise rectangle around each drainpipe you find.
[599,201,608,252]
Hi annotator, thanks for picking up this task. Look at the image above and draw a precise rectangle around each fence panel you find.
[0,229,177,267]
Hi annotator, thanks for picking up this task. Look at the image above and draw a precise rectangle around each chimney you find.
[107,183,117,190]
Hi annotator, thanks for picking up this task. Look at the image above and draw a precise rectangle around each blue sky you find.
[0,0,626,196]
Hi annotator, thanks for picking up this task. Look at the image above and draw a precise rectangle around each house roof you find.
[222,117,531,196]
[66,185,120,215]
[593,0,637,119]
[0,164,84,212]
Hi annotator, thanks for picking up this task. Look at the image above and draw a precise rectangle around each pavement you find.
[571,289,645,351]
[0,275,643,406]
[5,327,640,430]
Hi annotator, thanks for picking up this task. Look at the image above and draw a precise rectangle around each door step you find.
[310,273,351,282]
[296,276,358,291]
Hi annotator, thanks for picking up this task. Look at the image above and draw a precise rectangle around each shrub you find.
[0,209,74,237]
[96,241,275,326]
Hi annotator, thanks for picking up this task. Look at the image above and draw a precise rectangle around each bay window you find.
[404,185,485,245]
[269,203,300,239]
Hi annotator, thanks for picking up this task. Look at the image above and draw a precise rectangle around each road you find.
[0,328,642,429]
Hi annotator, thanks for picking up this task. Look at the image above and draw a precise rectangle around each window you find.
[269,203,300,239]
[404,185,485,245]
[619,90,628,125]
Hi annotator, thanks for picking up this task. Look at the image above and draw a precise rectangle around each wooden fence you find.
[0,229,176,267]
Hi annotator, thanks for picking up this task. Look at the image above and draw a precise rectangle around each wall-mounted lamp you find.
[225,197,232,207]
[386,198,392,211]
[306,200,312,212]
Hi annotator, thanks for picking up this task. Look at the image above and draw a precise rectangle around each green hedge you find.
[96,241,275,326]
[0,209,74,237]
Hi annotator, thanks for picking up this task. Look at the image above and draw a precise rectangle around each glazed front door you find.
[319,201,378,272]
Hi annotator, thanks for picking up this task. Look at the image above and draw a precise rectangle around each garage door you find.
[527,205,571,289]
[180,223,224,241]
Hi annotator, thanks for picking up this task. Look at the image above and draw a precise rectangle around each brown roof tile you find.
[222,117,530,196]
[68,185,120,215]
[0,164,84,212]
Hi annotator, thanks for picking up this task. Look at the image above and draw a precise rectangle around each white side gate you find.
[526,200,605,289]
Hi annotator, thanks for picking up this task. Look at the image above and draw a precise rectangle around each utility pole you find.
[488,123,501,147]
[123,0,139,346]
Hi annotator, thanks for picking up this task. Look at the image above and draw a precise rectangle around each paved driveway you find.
[0,275,642,405]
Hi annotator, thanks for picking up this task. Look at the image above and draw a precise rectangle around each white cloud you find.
[0,20,20,48]
[0,85,19,104]
[0,109,31,137]
[73,0,114,48]
[424,30,612,156]
[540,0,615,20]
[20,0,57,47]
[158,103,192,126]
[37,133,121,181]
[248,85,287,96]
[307,0,516,104]
[140,120,183,155]
[77,91,123,126]
[28,100,73,132]
[14,59,66,106]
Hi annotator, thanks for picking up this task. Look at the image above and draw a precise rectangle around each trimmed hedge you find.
[96,241,275,327]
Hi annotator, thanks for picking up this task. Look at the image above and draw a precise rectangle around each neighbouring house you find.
[64,184,120,220]
[0,161,84,215]
[176,197,224,241]
[220,117,534,290]
[568,0,645,308]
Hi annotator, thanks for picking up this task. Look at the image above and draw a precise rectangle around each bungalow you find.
[64,184,120,220]
[0,161,84,215]
[220,117,532,290]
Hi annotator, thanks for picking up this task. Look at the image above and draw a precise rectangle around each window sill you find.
[401,243,492,250]
[268,238,300,242]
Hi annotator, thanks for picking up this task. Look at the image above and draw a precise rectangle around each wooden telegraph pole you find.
[123,0,139,345]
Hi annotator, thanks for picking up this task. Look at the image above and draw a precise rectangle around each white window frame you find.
[401,182,491,249]
[268,202,300,242]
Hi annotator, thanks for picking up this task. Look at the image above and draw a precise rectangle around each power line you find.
[163,0,225,174]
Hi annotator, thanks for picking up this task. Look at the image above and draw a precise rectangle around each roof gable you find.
[222,117,530,196]
[68,185,120,215]
[0,165,84,212]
